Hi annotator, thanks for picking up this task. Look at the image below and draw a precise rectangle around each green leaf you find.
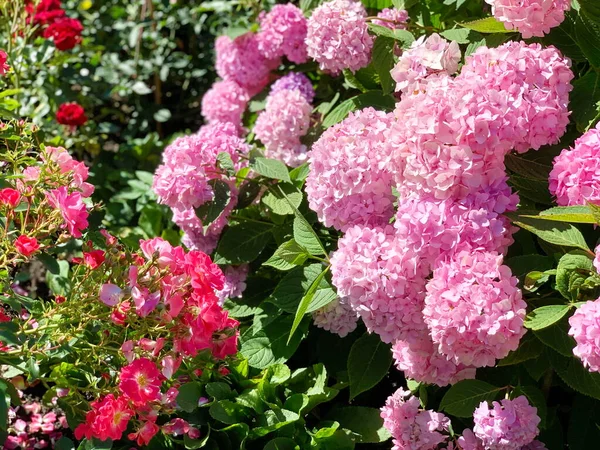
[327,407,391,443]
[55,437,76,450]
[251,157,291,182]
[440,28,471,43]
[372,36,396,94]
[293,215,325,256]
[176,382,203,413]
[509,215,590,251]
[548,350,600,400]
[348,333,393,400]
[460,17,511,33]
[439,380,504,417]
[217,152,236,175]
[505,254,555,280]
[264,438,299,450]
[210,400,250,424]
[195,179,232,228]
[498,332,544,366]
[241,315,309,369]
[288,267,331,342]
[525,305,572,331]
[530,206,597,224]
[581,0,600,21]
[206,382,234,400]
[262,184,303,215]
[138,203,163,238]
[505,153,552,180]
[570,70,600,132]
[322,91,396,128]
[215,221,273,264]
[264,240,311,271]
[575,12,600,69]
[46,260,71,296]
[534,319,576,357]
[271,264,335,313]
[556,252,596,300]
[361,0,393,8]
[300,0,323,14]
[237,180,262,209]
[568,394,600,450]
[367,24,414,47]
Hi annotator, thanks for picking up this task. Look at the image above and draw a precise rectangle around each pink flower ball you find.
[594,244,600,274]
[373,7,409,29]
[254,88,312,167]
[394,180,518,270]
[473,396,541,450]
[217,264,249,305]
[153,162,214,210]
[306,0,373,74]
[485,0,570,38]
[201,80,249,132]
[460,41,573,153]
[392,332,476,387]
[549,123,600,206]
[381,388,450,450]
[215,33,280,91]
[391,33,460,95]
[257,3,308,64]
[423,251,527,368]
[270,72,315,103]
[312,297,359,337]
[306,108,396,231]
[331,225,429,343]
[568,299,600,373]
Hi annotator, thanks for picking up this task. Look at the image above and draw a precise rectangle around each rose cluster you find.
[26,0,83,51]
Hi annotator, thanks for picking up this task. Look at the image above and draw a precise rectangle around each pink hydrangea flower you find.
[215,33,280,91]
[459,41,573,153]
[217,264,249,305]
[306,0,373,74]
[331,225,429,343]
[594,244,600,274]
[568,298,600,372]
[119,358,162,405]
[201,80,250,133]
[254,88,312,167]
[373,7,409,29]
[46,186,89,237]
[391,33,460,95]
[392,332,476,387]
[485,0,570,38]
[270,72,315,103]
[257,3,308,64]
[423,251,527,368]
[473,396,541,450]
[381,388,450,450]
[153,162,214,210]
[549,123,600,206]
[312,297,359,337]
[306,108,396,231]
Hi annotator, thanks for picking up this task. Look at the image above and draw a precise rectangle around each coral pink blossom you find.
[257,3,308,64]
[306,108,396,231]
[473,396,541,449]
[381,388,450,450]
[423,251,527,368]
[74,394,133,441]
[46,186,89,237]
[72,250,105,269]
[254,88,312,167]
[568,298,600,373]
[119,358,162,405]
[0,188,21,208]
[14,235,39,257]
[306,0,372,74]
[128,421,160,446]
[485,0,570,38]
[0,50,9,75]
[549,122,600,206]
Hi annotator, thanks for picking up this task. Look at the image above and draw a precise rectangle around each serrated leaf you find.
[460,16,511,33]
[217,152,236,175]
[322,91,396,128]
[293,215,325,256]
[548,350,600,400]
[176,382,203,413]
[288,266,331,342]
[372,36,396,94]
[327,407,391,443]
[525,305,572,331]
[534,319,576,357]
[215,222,273,264]
[348,333,392,400]
[570,70,600,132]
[509,215,590,252]
[498,332,544,366]
[439,380,504,417]
[440,28,471,43]
[251,157,291,182]
[262,184,303,215]
[556,252,596,300]
[195,179,231,228]
[264,240,310,271]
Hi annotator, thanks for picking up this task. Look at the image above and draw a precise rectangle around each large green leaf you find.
[194,179,232,228]
[548,351,600,400]
[525,305,572,331]
[327,407,391,443]
[372,36,396,95]
[439,380,504,417]
[460,17,511,33]
[262,184,303,215]
[263,240,311,271]
[289,266,332,342]
[271,264,335,313]
[251,157,291,183]
[570,70,600,132]
[568,394,600,450]
[534,319,576,357]
[322,91,396,128]
[508,215,590,251]
[348,333,392,399]
[215,221,273,264]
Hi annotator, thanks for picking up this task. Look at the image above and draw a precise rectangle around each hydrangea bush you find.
[5,0,600,449]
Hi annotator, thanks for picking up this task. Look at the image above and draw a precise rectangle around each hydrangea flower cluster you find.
[217,264,250,305]
[380,388,451,450]
[373,7,409,30]
[470,396,541,450]
[270,72,315,103]
[201,80,250,134]
[549,122,600,206]
[0,144,94,269]
[153,122,249,253]
[485,0,570,38]
[568,298,600,372]
[423,251,527,367]
[391,33,461,95]
[306,108,396,231]
[306,0,373,74]
[215,33,280,92]
[257,3,308,64]
[254,86,313,167]
[312,297,359,337]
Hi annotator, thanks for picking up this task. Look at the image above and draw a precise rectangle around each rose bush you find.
[5,0,600,449]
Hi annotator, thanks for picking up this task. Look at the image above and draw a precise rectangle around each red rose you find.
[43,17,83,51]
[26,0,65,26]
[56,102,87,127]
[72,250,105,269]
[0,188,20,208]
[15,235,40,257]
[0,50,9,76]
